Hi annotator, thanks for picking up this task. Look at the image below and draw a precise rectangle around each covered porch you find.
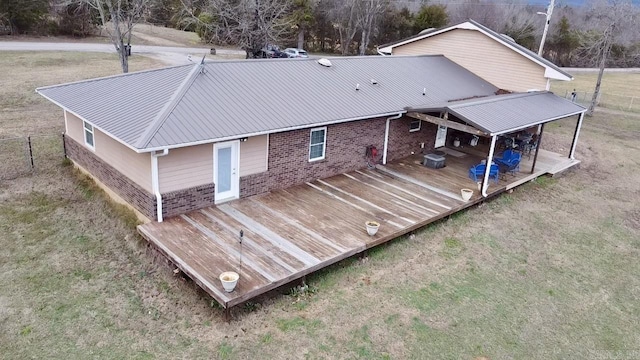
[402,91,586,197]
[138,145,578,310]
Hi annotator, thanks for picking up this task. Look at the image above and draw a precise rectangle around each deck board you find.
[138,148,578,308]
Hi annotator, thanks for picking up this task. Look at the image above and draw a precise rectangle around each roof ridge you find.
[36,63,192,92]
[135,62,205,149]
[449,91,548,108]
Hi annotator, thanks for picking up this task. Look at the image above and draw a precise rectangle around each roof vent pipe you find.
[422,88,426,96]
[317,58,332,67]
[356,84,360,91]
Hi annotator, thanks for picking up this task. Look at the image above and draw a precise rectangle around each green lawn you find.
[1,53,639,359]
[551,72,640,112]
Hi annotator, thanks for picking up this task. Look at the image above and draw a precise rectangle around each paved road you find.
[0,41,245,65]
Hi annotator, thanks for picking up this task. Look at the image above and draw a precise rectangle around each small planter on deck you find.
[461,189,473,201]
[365,221,380,236]
[219,271,239,292]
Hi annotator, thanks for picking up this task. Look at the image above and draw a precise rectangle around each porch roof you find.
[408,91,586,136]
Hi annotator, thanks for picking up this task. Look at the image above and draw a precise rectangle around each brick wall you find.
[387,117,438,162]
[161,184,215,218]
[240,116,437,198]
[64,136,156,219]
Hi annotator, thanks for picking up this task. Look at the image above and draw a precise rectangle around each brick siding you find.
[240,116,438,198]
[161,184,215,219]
[387,117,438,161]
[64,136,156,219]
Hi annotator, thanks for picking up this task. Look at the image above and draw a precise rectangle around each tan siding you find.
[65,111,85,144]
[393,29,547,92]
[66,112,152,192]
[158,143,213,193]
[240,135,268,176]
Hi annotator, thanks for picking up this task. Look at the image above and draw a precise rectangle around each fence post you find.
[629,97,635,112]
[27,136,34,169]
[62,133,67,158]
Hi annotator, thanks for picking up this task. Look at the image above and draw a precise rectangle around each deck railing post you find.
[62,133,67,158]
[531,124,545,174]
[27,136,34,169]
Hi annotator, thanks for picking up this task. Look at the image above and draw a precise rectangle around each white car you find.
[283,48,309,58]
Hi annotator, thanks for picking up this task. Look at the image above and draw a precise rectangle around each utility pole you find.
[537,0,555,57]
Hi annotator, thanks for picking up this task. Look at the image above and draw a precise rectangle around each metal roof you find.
[37,55,498,151]
[410,91,586,135]
[378,19,573,81]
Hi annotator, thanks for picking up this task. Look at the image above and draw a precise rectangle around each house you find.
[37,54,584,225]
[377,19,574,92]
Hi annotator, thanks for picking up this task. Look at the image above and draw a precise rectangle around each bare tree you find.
[181,0,292,58]
[577,0,637,116]
[77,0,148,73]
[331,0,359,55]
[357,0,387,55]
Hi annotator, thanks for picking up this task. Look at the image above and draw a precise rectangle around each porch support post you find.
[481,135,498,197]
[568,112,585,160]
[530,123,545,174]
[382,113,403,165]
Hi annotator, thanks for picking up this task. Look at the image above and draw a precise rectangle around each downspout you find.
[151,149,169,222]
[481,135,498,197]
[382,112,404,165]
[545,78,551,91]
[568,112,584,160]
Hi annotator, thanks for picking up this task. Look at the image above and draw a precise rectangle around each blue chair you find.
[468,163,500,183]
[494,149,522,176]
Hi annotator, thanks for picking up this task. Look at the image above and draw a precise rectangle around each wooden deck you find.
[138,148,578,308]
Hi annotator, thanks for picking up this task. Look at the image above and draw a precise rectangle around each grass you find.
[551,72,640,112]
[1,52,640,358]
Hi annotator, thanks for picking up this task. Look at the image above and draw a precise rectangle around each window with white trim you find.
[83,121,95,149]
[309,127,327,161]
[409,119,421,132]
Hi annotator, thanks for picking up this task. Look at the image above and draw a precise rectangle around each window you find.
[309,127,327,161]
[409,119,421,132]
[83,121,95,149]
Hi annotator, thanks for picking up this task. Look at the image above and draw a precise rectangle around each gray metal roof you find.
[37,55,498,151]
[38,65,194,147]
[410,91,586,135]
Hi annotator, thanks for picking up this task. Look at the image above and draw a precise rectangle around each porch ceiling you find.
[408,91,586,136]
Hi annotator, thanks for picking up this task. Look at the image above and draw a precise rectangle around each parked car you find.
[283,48,309,58]
[253,44,288,59]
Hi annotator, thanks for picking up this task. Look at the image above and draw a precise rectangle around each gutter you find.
[151,149,169,222]
[382,113,404,164]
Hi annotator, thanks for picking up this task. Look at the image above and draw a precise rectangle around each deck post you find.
[531,123,545,174]
[481,135,497,197]
[568,112,584,160]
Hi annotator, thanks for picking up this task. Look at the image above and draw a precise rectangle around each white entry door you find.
[214,140,240,203]
[435,125,447,148]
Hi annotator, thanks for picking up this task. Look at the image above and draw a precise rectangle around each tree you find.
[577,0,638,115]
[331,0,359,55]
[290,0,316,49]
[412,4,448,34]
[356,0,387,55]
[185,0,292,58]
[0,0,48,34]
[546,15,580,66]
[80,0,149,73]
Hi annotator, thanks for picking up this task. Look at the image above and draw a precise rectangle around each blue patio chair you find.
[494,149,522,176]
[468,163,500,183]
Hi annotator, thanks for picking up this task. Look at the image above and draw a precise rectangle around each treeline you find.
[2,0,639,67]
